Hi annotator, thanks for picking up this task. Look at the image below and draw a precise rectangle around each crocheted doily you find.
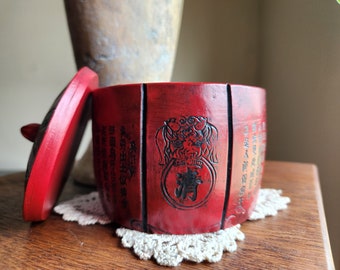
[54,188,290,267]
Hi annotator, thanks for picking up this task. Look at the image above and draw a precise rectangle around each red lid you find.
[22,67,99,221]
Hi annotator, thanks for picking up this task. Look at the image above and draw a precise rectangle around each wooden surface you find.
[0,161,334,269]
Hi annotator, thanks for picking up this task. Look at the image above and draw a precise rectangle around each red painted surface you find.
[92,84,143,230]
[20,123,40,142]
[23,67,99,221]
[145,83,228,234]
[22,68,266,235]
[223,85,267,229]
[92,82,266,234]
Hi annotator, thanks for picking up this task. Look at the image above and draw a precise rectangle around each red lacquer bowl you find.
[22,67,266,235]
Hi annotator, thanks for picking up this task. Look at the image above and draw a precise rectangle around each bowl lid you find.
[22,67,98,221]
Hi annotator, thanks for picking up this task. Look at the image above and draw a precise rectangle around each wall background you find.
[0,0,338,267]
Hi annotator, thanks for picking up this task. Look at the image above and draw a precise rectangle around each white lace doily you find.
[54,188,290,267]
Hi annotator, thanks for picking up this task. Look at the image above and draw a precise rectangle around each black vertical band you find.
[221,84,234,229]
[141,84,148,232]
